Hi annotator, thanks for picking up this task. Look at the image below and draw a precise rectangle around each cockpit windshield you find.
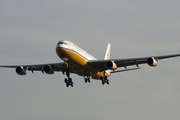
[58,41,67,45]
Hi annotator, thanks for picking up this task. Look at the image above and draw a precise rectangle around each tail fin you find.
[104,43,111,60]
[104,43,112,76]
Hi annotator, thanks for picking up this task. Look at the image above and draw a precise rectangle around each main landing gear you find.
[100,71,110,85]
[65,78,73,87]
[64,71,73,87]
[62,59,73,87]
[84,76,91,83]
[101,76,109,85]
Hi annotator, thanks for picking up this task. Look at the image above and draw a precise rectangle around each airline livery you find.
[1,40,180,87]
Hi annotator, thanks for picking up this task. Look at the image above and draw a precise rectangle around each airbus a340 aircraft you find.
[1,40,180,87]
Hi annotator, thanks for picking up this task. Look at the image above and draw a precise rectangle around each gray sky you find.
[1,0,180,120]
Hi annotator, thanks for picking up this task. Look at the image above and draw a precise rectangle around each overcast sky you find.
[1,0,180,120]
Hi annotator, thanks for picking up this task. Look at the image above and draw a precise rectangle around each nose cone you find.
[56,42,61,49]
[56,41,69,59]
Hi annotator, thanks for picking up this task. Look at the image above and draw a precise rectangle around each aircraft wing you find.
[87,54,180,72]
[0,62,70,74]
[0,63,64,69]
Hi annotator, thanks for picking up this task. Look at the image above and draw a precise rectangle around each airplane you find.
[0,40,180,87]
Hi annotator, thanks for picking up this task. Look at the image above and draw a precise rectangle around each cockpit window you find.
[58,41,67,45]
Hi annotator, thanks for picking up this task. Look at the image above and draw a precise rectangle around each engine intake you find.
[43,65,54,74]
[107,61,117,70]
[16,66,26,75]
[147,57,158,66]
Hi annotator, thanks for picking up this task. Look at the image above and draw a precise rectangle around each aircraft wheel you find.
[102,80,105,85]
[87,78,90,83]
[66,83,69,87]
[69,78,72,82]
[65,78,68,83]
[85,78,87,83]
[71,82,74,87]
[107,80,109,85]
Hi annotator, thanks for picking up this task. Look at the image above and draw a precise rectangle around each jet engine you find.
[106,61,117,70]
[147,57,158,66]
[16,66,26,75]
[43,65,54,74]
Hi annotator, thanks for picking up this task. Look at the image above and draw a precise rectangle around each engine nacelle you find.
[16,66,26,75]
[106,61,117,70]
[147,57,158,67]
[43,65,54,74]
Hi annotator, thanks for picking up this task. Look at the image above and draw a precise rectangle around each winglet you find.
[104,43,111,60]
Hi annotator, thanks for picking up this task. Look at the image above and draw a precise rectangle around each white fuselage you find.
[56,41,97,61]
[56,40,110,79]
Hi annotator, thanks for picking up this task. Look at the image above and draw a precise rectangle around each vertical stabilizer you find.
[104,43,111,60]
[104,43,112,77]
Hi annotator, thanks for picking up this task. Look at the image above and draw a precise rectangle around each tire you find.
[88,78,90,83]
[66,83,69,87]
[107,80,109,85]
[102,80,105,85]
[64,78,68,83]
[71,82,74,87]
[69,78,72,82]
[85,78,87,83]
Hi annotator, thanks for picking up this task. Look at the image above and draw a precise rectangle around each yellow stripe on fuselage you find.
[56,47,109,79]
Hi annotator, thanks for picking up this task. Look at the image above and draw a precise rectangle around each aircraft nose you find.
[56,42,60,48]
[56,41,67,49]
